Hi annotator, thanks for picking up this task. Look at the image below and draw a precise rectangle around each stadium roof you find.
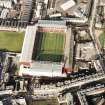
[20,25,37,63]
[38,20,66,28]
[38,20,66,25]
[19,64,66,77]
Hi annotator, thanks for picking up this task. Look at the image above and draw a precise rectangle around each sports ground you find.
[33,31,64,62]
[0,31,24,52]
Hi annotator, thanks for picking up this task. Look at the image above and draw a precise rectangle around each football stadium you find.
[19,20,74,77]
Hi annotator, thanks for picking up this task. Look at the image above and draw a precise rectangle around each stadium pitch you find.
[33,32,65,62]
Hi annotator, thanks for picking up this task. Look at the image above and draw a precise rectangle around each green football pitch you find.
[34,32,64,62]
[0,31,24,52]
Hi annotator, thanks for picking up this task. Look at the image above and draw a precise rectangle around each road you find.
[20,25,37,62]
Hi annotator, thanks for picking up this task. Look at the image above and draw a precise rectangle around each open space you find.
[32,32,64,62]
[0,31,24,52]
